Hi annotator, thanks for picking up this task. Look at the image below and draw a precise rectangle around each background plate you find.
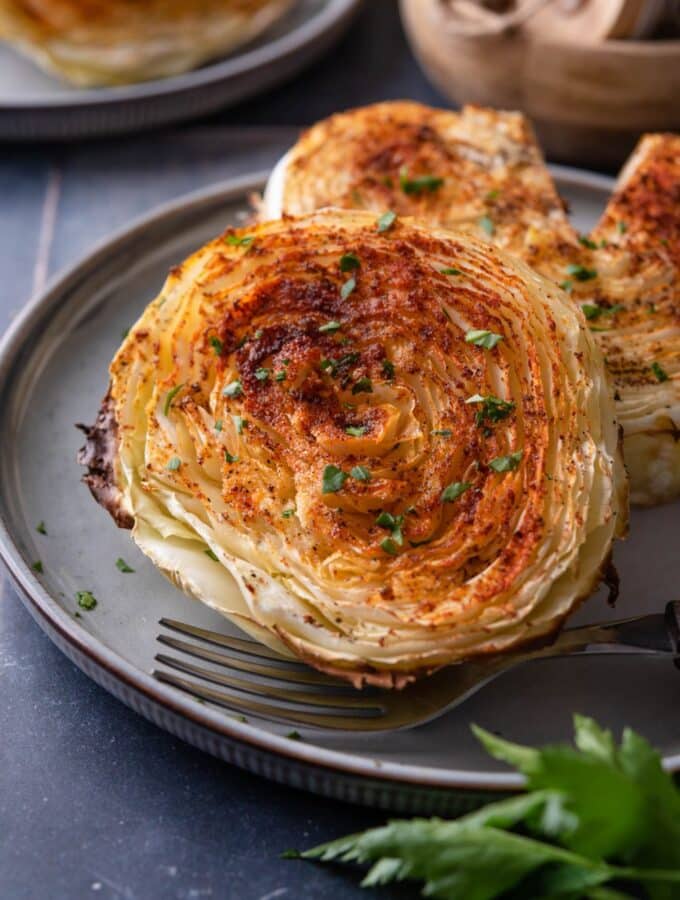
[0,0,361,141]
[1,168,679,815]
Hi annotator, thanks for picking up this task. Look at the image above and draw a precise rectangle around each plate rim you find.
[5,164,676,800]
[0,0,362,110]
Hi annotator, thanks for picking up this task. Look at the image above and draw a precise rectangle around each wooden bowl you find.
[400,0,680,168]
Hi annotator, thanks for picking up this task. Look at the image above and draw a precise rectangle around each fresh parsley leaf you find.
[465,329,503,349]
[319,320,342,334]
[479,215,495,236]
[376,210,397,233]
[36,521,47,535]
[440,267,462,275]
[345,425,367,437]
[340,253,360,272]
[166,456,181,471]
[281,507,296,519]
[204,548,219,561]
[322,465,347,494]
[466,393,515,426]
[32,560,43,574]
[163,383,184,415]
[223,380,243,398]
[352,376,373,395]
[566,263,598,282]
[651,362,669,383]
[214,419,223,432]
[341,277,356,300]
[582,303,625,321]
[489,450,523,472]
[350,466,371,482]
[382,359,395,380]
[431,429,452,437]
[441,481,471,503]
[485,189,500,202]
[380,538,399,556]
[578,234,598,250]
[287,731,302,741]
[224,451,239,464]
[560,280,574,293]
[209,335,223,356]
[255,367,270,382]
[376,512,404,546]
[399,168,444,195]
[275,371,286,382]
[115,557,134,573]
[76,590,97,611]
[225,233,254,248]
[618,221,628,234]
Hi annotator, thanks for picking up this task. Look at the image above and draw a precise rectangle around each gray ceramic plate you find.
[0,0,361,141]
[1,168,679,816]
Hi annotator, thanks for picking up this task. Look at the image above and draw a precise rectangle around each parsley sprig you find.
[297,716,680,899]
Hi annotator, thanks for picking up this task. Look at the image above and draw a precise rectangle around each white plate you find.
[0,0,361,141]
[1,167,679,815]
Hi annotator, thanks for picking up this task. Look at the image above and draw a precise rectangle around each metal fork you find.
[153,600,680,732]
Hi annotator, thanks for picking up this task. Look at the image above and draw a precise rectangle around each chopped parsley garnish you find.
[224,451,239,463]
[36,521,47,535]
[76,590,97,611]
[489,449,523,472]
[166,456,181,471]
[254,329,263,340]
[345,425,367,437]
[214,419,223,432]
[559,280,573,293]
[320,352,360,378]
[32,560,43,574]
[281,507,296,519]
[618,221,628,234]
[478,215,495,236]
[376,210,397,233]
[380,538,399,556]
[582,303,624,321]
[255,367,270,382]
[578,234,598,250]
[651,361,669,383]
[465,393,515,426]
[204,549,219,561]
[441,481,471,503]
[350,465,371,482]
[116,557,134,573]
[319,320,342,334]
[280,850,301,860]
[287,730,302,741]
[340,253,360,272]
[465,329,503,349]
[431,429,452,437]
[485,189,500,202]
[400,168,444,195]
[341,277,356,300]
[322,465,348,494]
[209,335,223,356]
[223,379,243,398]
[440,267,462,275]
[376,512,404,546]
[275,371,286,382]
[163,383,184,415]
[225,233,254,248]
[566,263,598,282]
[382,359,395,380]
[232,414,247,433]
[352,376,373,394]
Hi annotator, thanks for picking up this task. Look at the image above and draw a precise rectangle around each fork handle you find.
[552,600,680,657]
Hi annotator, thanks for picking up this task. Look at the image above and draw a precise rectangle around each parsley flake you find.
[465,329,503,349]
[32,560,43,574]
[400,169,444,195]
[578,234,598,250]
[382,359,395,380]
[440,267,462,275]
[345,425,367,437]
[225,451,239,464]
[163,383,184,415]
[322,465,347,494]
[319,320,342,334]
[281,507,296,519]
[115,557,134,573]
[479,215,495,236]
[225,233,254,248]
[223,380,243,398]
[232,415,247,433]
[559,280,573,293]
[339,253,360,272]
[352,376,373,395]
[380,538,399,556]
[204,549,219,561]
[465,393,515,426]
[432,429,452,437]
[441,481,471,503]
[651,361,669,383]
[566,263,598,282]
[489,450,523,472]
[275,371,286,382]
[376,210,397,233]
[36,521,47,535]
[376,512,404,546]
[166,456,181,471]
[214,419,223,432]
[209,335,223,356]
[255,367,270,382]
[341,277,356,300]
[76,590,97,611]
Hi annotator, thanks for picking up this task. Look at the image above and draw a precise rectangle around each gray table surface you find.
[0,4,445,900]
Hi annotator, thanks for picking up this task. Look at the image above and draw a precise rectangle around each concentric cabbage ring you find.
[86,209,625,687]
[0,0,294,86]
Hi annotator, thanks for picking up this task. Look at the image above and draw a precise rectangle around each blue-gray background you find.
[0,3,624,899]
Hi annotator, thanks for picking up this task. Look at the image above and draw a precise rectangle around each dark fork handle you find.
[552,599,680,657]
